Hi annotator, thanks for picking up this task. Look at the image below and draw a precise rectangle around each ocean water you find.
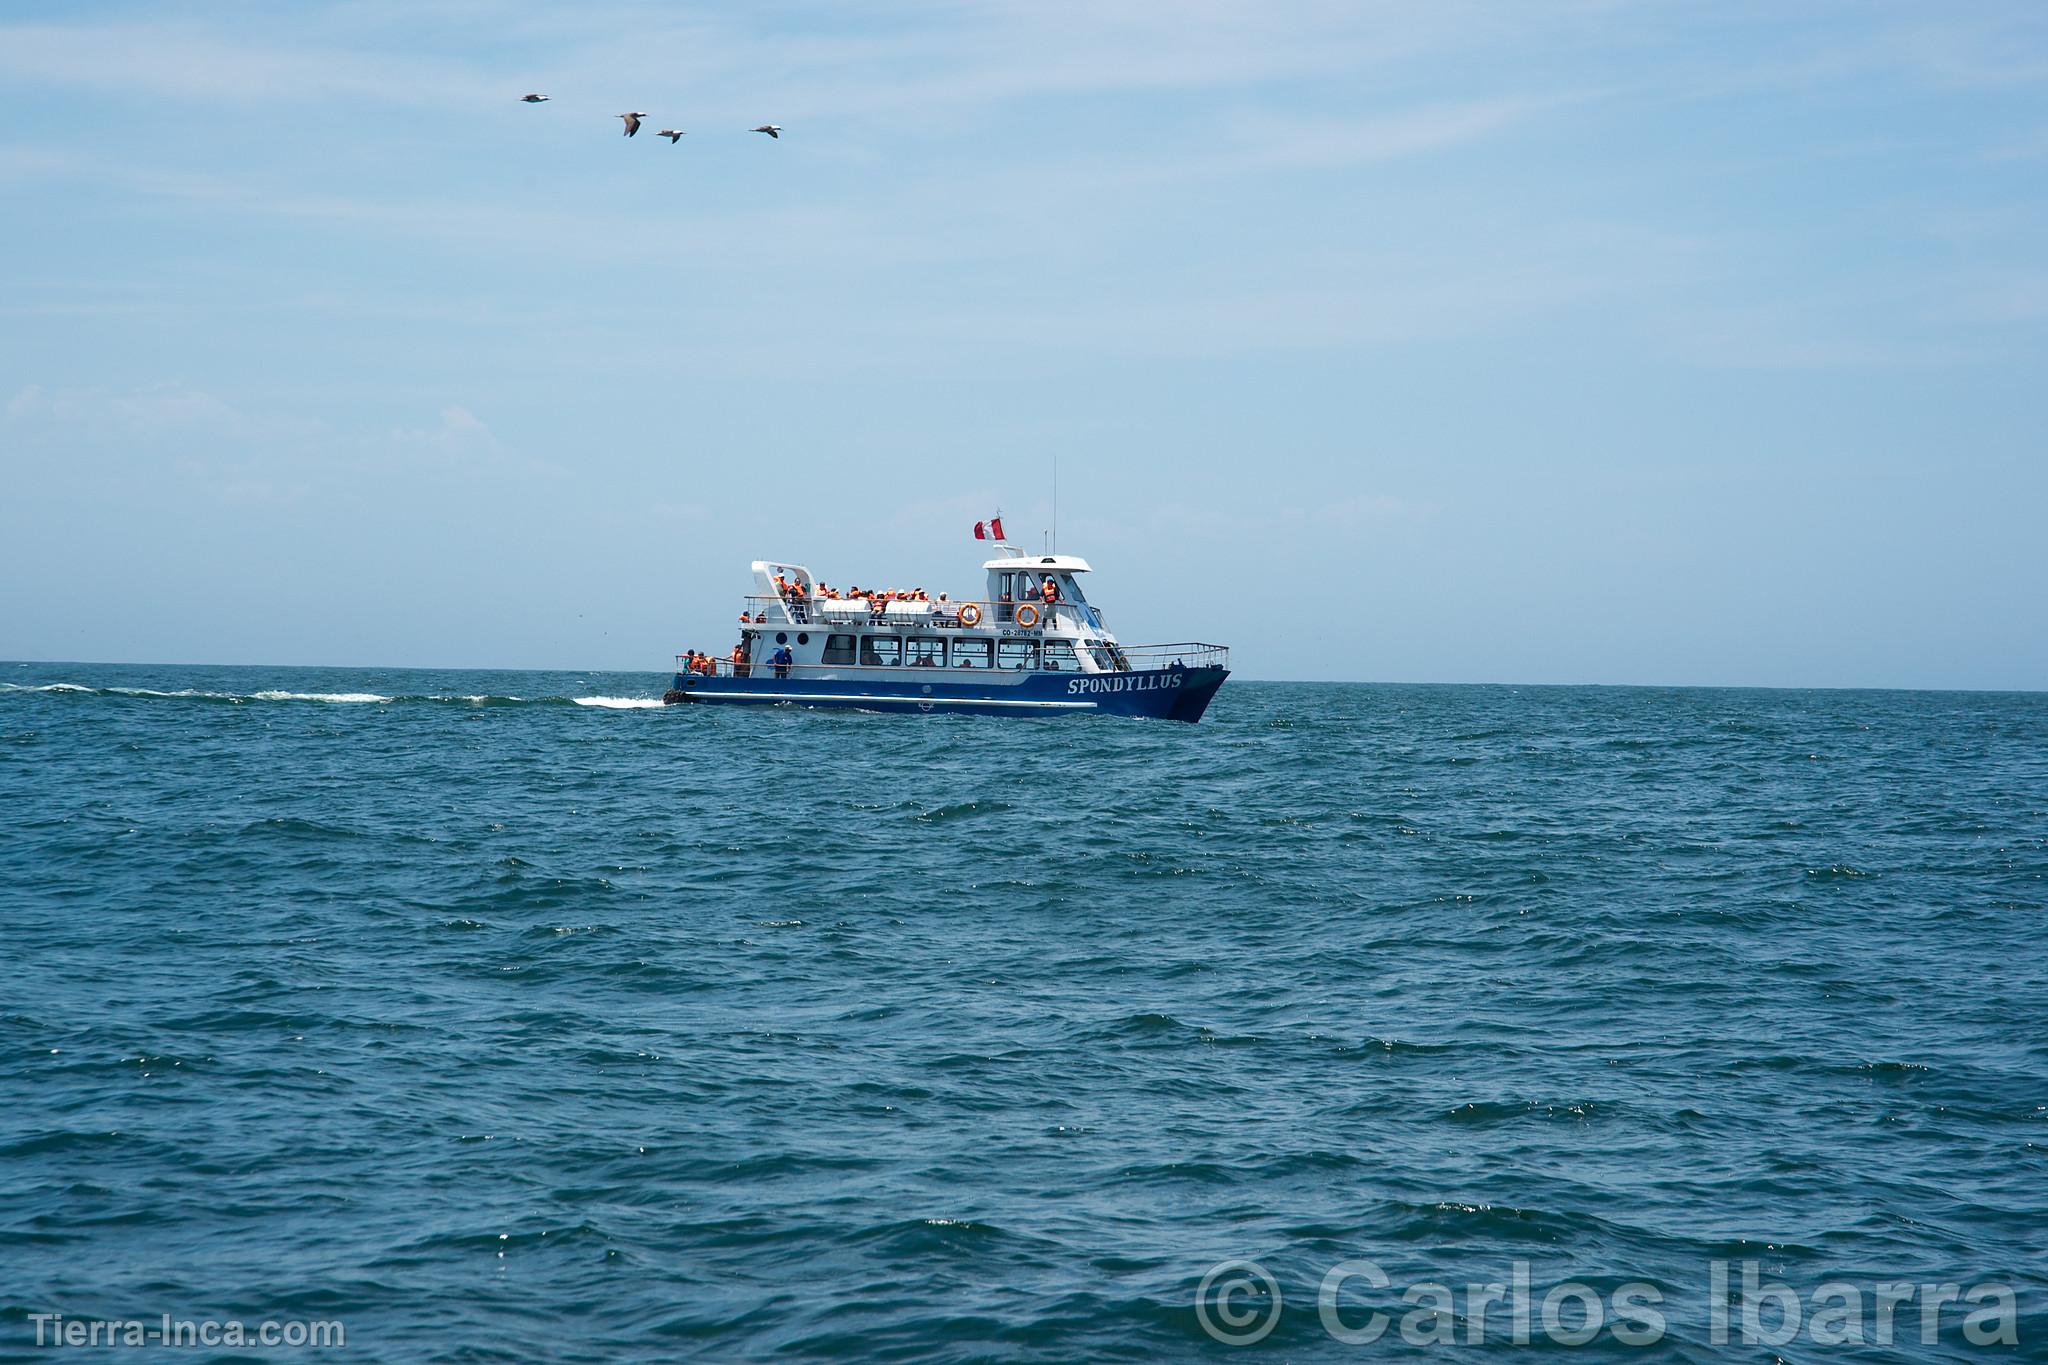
[3,662,2044,1361]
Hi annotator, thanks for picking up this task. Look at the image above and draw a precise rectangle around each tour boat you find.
[663,546,1229,721]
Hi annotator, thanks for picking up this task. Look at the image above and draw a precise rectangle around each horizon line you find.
[5,659,2042,698]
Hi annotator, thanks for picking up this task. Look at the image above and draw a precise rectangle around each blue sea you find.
[3,663,2044,1361]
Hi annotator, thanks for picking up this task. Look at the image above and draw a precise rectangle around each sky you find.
[2,0,2045,687]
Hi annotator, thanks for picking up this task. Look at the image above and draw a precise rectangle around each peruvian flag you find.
[990,515,1005,540]
[973,515,1007,541]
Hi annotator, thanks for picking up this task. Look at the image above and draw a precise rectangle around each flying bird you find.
[520,93,550,103]
[619,112,647,137]
[657,129,685,143]
[751,125,783,139]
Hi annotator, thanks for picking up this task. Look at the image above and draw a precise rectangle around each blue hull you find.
[665,665,1228,722]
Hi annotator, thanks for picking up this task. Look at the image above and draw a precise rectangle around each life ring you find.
[957,603,983,627]
[1014,603,1041,628]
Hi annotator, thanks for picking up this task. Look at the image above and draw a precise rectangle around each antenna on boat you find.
[1052,453,1059,553]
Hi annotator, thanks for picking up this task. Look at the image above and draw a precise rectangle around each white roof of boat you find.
[982,553,1092,573]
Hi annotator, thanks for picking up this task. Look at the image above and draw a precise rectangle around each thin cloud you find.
[0,3,1570,122]
[5,381,266,438]
[1219,96,1570,172]
[0,20,501,107]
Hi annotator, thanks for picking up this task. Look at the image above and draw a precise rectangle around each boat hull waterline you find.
[664,664,1228,722]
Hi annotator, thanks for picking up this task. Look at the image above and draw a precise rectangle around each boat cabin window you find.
[860,636,903,667]
[1041,640,1077,672]
[999,639,1039,670]
[1089,645,1118,671]
[952,638,991,669]
[822,634,856,665]
[907,640,944,668]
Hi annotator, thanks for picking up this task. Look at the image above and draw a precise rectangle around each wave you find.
[1,682,667,710]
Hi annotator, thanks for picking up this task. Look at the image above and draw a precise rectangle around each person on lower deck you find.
[771,644,794,679]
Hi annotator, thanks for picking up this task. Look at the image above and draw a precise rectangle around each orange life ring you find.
[957,603,983,627]
[1014,603,1041,628]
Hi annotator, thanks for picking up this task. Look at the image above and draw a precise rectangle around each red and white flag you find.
[973,521,988,540]
[973,515,1007,541]
[990,515,1005,540]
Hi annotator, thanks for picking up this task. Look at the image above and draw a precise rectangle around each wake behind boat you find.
[664,531,1228,722]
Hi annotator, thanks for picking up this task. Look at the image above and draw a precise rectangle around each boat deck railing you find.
[738,594,1096,631]
[673,642,1227,680]
[1107,643,1231,670]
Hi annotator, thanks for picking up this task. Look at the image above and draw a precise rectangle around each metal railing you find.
[672,641,1227,680]
[738,594,1089,631]
[1113,643,1230,670]
[673,656,1068,679]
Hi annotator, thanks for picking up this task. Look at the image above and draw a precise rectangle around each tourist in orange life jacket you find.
[730,643,749,678]
[1040,576,1060,606]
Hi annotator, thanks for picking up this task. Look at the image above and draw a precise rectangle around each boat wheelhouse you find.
[663,548,1229,721]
